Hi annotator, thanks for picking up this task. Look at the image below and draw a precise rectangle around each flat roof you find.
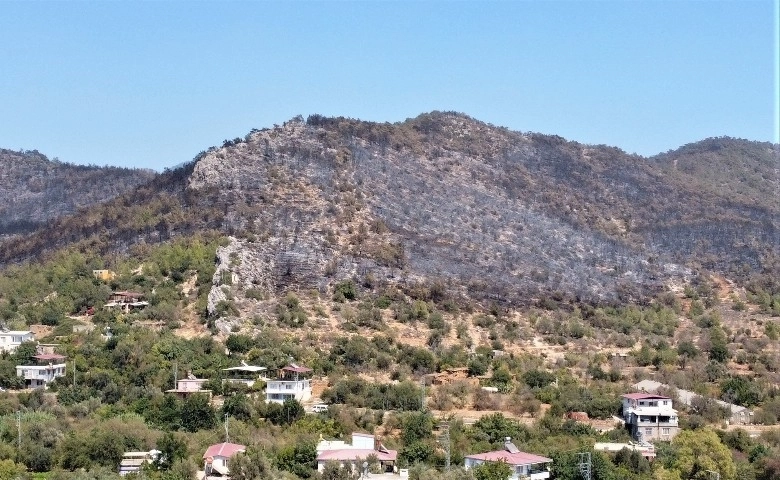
[223,366,266,372]
[466,450,552,465]
[622,393,670,400]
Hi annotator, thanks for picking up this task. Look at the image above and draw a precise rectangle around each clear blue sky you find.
[1,1,777,170]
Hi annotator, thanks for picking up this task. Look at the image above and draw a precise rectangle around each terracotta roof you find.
[622,393,670,400]
[282,364,313,373]
[203,443,246,459]
[32,354,66,361]
[317,448,397,462]
[465,450,552,466]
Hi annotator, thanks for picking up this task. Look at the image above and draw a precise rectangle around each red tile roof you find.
[203,443,246,459]
[317,448,397,462]
[465,450,552,466]
[282,365,313,373]
[32,354,66,361]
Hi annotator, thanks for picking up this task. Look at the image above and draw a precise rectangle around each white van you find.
[311,404,328,413]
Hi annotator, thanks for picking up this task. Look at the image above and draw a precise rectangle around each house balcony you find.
[633,415,677,426]
[265,380,311,395]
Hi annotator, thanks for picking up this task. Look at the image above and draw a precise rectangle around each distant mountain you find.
[1,114,777,306]
[0,149,157,234]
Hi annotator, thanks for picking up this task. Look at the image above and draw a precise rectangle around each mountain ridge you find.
[1,112,777,308]
[0,148,157,235]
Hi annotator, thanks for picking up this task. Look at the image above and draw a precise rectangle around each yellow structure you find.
[92,270,116,281]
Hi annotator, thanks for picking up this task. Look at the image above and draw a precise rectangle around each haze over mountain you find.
[0,148,156,235]
[1,112,777,307]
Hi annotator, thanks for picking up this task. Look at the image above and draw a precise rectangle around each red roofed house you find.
[16,354,67,388]
[316,432,397,474]
[464,438,552,480]
[203,442,246,478]
[621,392,679,442]
[265,363,313,404]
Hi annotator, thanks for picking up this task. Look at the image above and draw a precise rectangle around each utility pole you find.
[420,379,426,411]
[73,361,76,387]
[225,413,229,443]
[16,411,21,450]
[438,421,451,470]
[173,361,178,389]
[577,452,591,480]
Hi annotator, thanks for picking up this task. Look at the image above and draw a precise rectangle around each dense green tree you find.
[320,461,360,480]
[155,432,187,471]
[671,429,736,480]
[472,460,512,480]
[401,412,434,445]
[180,394,216,432]
[230,448,274,480]
[275,442,316,478]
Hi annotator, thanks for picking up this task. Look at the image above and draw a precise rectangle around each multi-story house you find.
[622,392,679,442]
[265,363,312,404]
[0,330,34,353]
[16,353,67,388]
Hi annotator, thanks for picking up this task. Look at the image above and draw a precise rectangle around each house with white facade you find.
[265,363,312,404]
[464,438,552,480]
[316,432,397,473]
[202,442,246,478]
[16,353,67,388]
[0,330,34,353]
[633,379,753,425]
[622,392,679,442]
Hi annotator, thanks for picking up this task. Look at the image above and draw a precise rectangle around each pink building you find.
[464,438,552,480]
[316,432,397,473]
[203,442,246,478]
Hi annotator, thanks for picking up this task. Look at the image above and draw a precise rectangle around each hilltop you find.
[5,113,778,305]
[0,113,778,480]
[0,149,157,235]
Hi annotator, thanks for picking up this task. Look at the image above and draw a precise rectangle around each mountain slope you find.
[0,149,157,234]
[1,113,777,307]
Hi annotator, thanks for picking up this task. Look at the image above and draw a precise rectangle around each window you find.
[662,428,670,435]
[663,400,668,405]
[645,428,652,435]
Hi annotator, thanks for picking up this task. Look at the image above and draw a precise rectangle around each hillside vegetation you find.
[0,113,778,479]
[0,149,156,235]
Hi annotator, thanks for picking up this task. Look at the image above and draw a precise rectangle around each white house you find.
[265,363,312,404]
[621,392,679,442]
[16,354,67,388]
[633,379,753,425]
[0,330,34,353]
[316,432,397,474]
[203,442,246,478]
[464,438,552,480]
